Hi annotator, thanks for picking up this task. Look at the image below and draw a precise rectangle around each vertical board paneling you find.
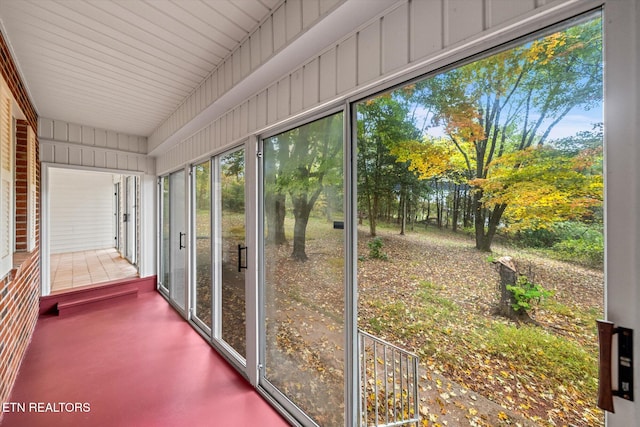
[95,152,106,168]
[286,0,302,41]
[117,154,127,170]
[107,131,118,149]
[82,149,95,167]
[302,0,319,29]
[211,71,219,100]
[69,147,82,165]
[95,130,107,147]
[303,58,319,109]
[240,102,249,136]
[226,113,233,143]
[54,145,68,164]
[81,127,95,145]
[127,156,138,171]
[267,83,278,124]
[358,20,381,85]
[487,0,536,27]
[383,4,409,73]
[446,0,485,45]
[261,18,274,62]
[39,118,54,139]
[257,90,268,128]
[319,48,337,101]
[205,75,213,105]
[54,121,68,141]
[233,51,241,85]
[250,33,261,70]
[337,35,357,94]
[277,76,290,120]
[118,134,128,151]
[233,107,241,140]
[217,65,226,97]
[320,0,340,14]
[248,95,257,132]
[241,41,251,78]
[225,59,233,92]
[68,124,81,143]
[290,69,303,113]
[219,116,227,148]
[106,152,117,169]
[273,5,286,52]
[41,144,54,163]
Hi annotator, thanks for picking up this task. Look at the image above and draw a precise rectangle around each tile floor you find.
[1,292,289,427]
[50,248,138,293]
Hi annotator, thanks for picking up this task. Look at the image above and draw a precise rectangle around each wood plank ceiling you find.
[0,0,280,136]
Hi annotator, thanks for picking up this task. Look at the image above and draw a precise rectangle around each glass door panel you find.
[160,175,170,293]
[193,161,212,330]
[170,170,186,310]
[261,112,345,426]
[124,176,137,265]
[355,12,603,427]
[219,149,247,358]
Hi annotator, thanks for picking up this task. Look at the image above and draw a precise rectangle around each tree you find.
[402,17,603,250]
[357,94,421,236]
[265,113,343,261]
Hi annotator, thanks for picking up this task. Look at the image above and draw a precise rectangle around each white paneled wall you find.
[156,0,551,175]
[149,0,344,152]
[39,118,154,174]
[49,169,115,254]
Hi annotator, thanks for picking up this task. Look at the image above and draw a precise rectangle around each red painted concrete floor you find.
[2,292,290,427]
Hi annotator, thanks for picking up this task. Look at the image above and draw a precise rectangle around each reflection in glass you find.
[194,161,212,329]
[160,176,170,291]
[263,112,344,426]
[220,149,246,357]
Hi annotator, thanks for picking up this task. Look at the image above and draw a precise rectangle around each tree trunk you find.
[495,257,533,323]
[291,198,311,261]
[451,184,460,233]
[400,189,406,235]
[266,192,287,245]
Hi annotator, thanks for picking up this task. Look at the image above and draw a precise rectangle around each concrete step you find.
[56,288,138,317]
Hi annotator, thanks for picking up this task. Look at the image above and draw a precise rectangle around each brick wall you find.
[0,27,40,418]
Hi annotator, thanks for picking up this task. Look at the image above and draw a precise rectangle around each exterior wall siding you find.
[155,0,547,174]
[0,28,39,418]
[49,169,115,254]
[39,118,153,174]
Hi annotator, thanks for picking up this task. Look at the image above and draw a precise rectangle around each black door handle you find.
[179,232,186,250]
[238,244,248,272]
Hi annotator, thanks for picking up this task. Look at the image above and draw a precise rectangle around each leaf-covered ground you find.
[196,216,604,426]
[358,225,604,427]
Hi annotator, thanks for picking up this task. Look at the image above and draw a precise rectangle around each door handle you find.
[238,244,248,272]
[597,320,634,413]
[179,232,186,250]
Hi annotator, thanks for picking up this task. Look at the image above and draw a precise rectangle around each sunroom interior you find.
[0,1,639,426]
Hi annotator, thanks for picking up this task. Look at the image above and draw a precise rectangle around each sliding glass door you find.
[190,148,247,364]
[193,161,212,330]
[159,170,187,312]
[260,112,346,426]
[218,148,247,359]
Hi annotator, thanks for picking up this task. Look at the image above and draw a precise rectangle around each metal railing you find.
[359,330,420,427]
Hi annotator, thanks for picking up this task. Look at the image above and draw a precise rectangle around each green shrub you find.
[368,237,388,260]
[507,275,553,313]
